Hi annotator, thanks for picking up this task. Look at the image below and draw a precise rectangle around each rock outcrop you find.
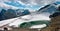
[40,16,60,31]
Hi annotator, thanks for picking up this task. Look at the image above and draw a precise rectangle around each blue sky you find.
[0,0,60,10]
[4,0,41,10]
[4,0,55,10]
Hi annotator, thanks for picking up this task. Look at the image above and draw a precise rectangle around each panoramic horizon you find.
[0,0,60,31]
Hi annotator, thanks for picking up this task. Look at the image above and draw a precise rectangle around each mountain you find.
[0,9,17,21]
[16,9,30,16]
[40,14,60,31]
[38,4,57,14]
[0,8,30,21]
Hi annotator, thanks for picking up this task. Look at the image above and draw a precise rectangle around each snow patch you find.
[30,24,46,28]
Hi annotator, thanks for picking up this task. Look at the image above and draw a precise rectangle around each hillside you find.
[40,15,60,31]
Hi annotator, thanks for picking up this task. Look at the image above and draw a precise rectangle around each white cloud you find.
[0,0,12,3]
[0,2,20,10]
[0,0,56,10]
[56,0,60,1]
[17,0,56,10]
[18,0,55,6]
[17,1,27,5]
[3,0,55,7]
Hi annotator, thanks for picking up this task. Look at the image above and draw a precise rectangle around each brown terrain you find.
[40,15,60,31]
[9,28,39,31]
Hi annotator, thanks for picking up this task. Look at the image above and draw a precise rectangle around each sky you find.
[0,0,57,10]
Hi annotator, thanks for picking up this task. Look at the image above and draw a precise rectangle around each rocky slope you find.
[40,15,60,31]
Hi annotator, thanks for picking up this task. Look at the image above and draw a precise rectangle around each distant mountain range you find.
[0,9,30,21]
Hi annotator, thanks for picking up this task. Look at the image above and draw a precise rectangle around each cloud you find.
[0,0,21,10]
[0,2,20,10]
[18,0,55,6]
[0,0,56,10]
[56,0,60,1]
[17,0,56,10]
[0,0,56,6]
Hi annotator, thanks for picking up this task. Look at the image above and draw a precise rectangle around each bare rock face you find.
[40,16,60,31]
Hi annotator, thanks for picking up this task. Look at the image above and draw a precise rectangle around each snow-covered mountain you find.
[38,4,57,14]
[0,0,59,29]
[0,13,50,28]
